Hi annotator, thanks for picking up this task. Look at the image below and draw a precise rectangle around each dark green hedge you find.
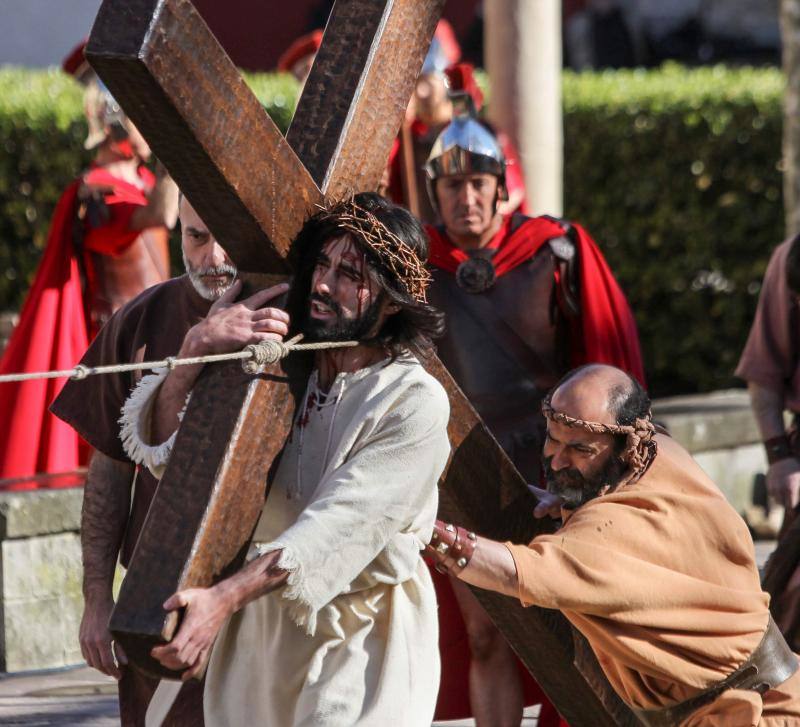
[0,64,785,396]
[0,69,88,307]
[562,64,784,396]
[0,68,298,313]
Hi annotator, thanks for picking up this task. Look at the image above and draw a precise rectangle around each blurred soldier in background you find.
[0,40,177,481]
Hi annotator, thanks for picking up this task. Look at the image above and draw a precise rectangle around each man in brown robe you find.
[736,237,800,644]
[737,238,800,523]
[50,196,289,726]
[426,364,800,726]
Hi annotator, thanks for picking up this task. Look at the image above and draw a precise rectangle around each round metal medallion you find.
[455,257,496,293]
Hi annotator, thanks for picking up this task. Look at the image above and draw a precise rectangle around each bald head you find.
[550,364,648,428]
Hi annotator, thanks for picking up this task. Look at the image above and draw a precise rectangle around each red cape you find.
[569,221,645,383]
[0,181,90,483]
[427,215,564,277]
[0,166,153,485]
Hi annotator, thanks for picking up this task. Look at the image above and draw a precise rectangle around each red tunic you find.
[0,166,169,483]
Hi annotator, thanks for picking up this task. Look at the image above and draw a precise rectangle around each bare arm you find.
[80,451,135,679]
[747,381,800,510]
[129,165,179,231]
[457,538,520,599]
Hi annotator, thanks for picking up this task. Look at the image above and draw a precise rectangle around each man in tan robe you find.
[426,364,800,726]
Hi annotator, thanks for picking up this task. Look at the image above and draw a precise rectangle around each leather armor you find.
[428,231,579,483]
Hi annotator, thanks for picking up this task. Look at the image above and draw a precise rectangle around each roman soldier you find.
[0,40,177,482]
[424,98,644,725]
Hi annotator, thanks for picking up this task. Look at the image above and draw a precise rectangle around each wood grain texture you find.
[109,354,309,679]
[288,0,444,197]
[87,0,321,273]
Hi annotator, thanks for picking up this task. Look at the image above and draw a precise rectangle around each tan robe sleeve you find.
[504,535,643,613]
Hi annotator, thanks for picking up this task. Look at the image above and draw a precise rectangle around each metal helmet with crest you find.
[424,93,508,209]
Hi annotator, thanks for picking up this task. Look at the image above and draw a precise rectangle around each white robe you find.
[130,354,450,727]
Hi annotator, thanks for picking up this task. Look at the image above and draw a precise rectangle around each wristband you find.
[765,435,794,465]
[426,520,478,576]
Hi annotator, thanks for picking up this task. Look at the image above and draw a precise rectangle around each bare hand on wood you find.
[183,280,291,357]
[80,596,128,680]
[150,587,232,681]
[528,484,562,520]
[767,458,800,510]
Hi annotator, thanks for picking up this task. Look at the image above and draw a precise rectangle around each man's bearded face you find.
[543,450,627,510]
[183,250,237,302]
[302,235,386,342]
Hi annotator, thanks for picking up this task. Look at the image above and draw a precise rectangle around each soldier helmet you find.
[424,95,508,208]
[63,40,128,151]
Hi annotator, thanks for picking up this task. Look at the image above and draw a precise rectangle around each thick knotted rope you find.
[0,335,357,384]
[541,395,657,486]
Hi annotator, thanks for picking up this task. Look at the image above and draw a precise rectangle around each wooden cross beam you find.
[86,2,635,724]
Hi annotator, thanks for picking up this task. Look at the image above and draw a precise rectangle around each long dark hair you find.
[286,193,445,359]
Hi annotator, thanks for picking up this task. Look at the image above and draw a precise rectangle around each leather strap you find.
[632,616,798,727]
[765,434,794,465]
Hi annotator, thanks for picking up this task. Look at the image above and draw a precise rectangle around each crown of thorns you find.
[541,395,657,487]
[314,197,432,303]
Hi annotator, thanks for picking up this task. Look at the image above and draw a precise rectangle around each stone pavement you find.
[0,665,543,726]
[0,666,117,725]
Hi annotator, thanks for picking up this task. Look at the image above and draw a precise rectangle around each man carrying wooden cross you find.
[427,364,800,726]
[121,193,451,726]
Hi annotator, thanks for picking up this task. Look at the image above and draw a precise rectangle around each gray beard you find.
[183,251,237,301]
[543,454,628,510]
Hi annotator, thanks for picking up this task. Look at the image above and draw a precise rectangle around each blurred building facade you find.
[0,0,481,70]
[565,0,780,69]
[0,0,779,73]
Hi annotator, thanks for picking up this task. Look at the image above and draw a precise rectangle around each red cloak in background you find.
[0,167,154,484]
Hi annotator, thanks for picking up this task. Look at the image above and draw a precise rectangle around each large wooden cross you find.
[86,2,636,724]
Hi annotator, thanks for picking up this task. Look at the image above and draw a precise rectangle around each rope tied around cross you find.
[541,394,657,486]
[0,335,359,385]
